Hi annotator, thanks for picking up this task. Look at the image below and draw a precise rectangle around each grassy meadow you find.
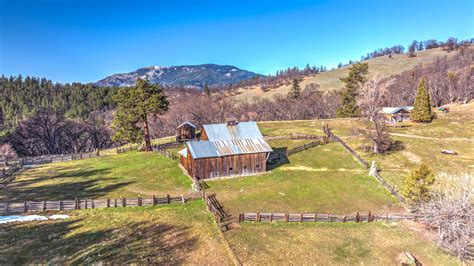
[206,142,402,216]
[1,151,191,202]
[0,200,234,264]
[226,222,458,265]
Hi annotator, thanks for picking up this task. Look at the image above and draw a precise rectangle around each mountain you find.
[95,64,263,88]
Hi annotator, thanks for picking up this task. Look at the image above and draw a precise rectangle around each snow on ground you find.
[0,214,70,224]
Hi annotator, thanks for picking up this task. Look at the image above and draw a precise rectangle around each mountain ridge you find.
[95,64,263,88]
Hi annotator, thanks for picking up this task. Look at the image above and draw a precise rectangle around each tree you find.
[203,82,211,97]
[411,77,434,123]
[408,41,417,57]
[417,173,472,261]
[359,117,393,154]
[112,78,169,151]
[287,79,301,99]
[402,164,436,203]
[336,62,369,118]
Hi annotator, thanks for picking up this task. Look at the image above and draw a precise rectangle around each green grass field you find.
[1,151,191,202]
[0,200,234,264]
[233,47,469,101]
[206,142,402,216]
[226,222,458,265]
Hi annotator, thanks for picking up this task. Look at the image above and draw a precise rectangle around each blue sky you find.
[1,0,473,83]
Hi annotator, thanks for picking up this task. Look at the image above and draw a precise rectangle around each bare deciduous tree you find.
[417,173,473,261]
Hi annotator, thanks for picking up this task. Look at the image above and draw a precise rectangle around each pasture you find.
[0,200,233,264]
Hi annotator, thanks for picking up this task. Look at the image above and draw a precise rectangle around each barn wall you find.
[192,152,268,179]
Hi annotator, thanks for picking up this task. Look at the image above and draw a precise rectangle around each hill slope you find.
[96,64,263,88]
[233,47,469,100]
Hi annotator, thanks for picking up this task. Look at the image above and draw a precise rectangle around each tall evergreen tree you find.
[112,78,169,151]
[288,79,301,99]
[203,82,211,97]
[411,77,434,123]
[336,62,369,118]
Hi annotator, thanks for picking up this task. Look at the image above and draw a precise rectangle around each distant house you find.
[176,121,196,142]
[178,121,272,180]
[380,106,414,124]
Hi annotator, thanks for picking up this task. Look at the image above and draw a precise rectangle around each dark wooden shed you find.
[176,121,196,142]
[178,121,272,180]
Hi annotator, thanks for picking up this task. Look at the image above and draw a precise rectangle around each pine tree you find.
[203,82,211,97]
[112,78,169,151]
[403,164,436,203]
[287,79,301,99]
[411,77,434,123]
[336,62,369,118]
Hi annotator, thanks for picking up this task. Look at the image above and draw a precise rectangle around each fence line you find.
[268,139,323,162]
[265,133,321,141]
[0,194,185,215]
[200,190,233,232]
[239,212,425,223]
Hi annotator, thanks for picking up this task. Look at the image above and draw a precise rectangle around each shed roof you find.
[202,121,263,141]
[381,106,414,114]
[186,138,272,159]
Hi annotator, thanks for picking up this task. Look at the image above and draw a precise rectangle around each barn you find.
[381,106,414,124]
[178,121,272,180]
[176,121,196,142]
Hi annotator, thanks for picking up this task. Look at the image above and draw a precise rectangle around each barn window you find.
[243,166,247,169]
[229,167,234,175]
[256,164,260,169]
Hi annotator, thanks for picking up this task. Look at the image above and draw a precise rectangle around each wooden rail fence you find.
[0,194,185,215]
[201,190,233,232]
[268,139,322,162]
[239,212,424,223]
[265,133,321,141]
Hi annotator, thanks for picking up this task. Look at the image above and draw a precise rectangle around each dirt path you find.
[388,132,474,142]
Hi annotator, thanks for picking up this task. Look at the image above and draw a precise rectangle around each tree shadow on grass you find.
[0,218,198,264]
[2,167,135,201]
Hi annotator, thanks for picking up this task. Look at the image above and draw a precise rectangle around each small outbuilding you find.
[176,121,196,142]
[381,106,414,124]
[178,121,272,180]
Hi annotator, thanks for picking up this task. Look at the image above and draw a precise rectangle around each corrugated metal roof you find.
[203,121,264,141]
[178,148,188,157]
[381,106,414,114]
[186,138,272,159]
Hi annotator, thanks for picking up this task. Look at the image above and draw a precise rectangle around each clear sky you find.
[1,0,473,83]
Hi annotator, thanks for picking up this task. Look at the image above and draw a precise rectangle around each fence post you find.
[285,213,289,222]
[24,201,27,213]
[181,194,185,204]
[167,194,170,204]
[152,195,156,206]
[107,199,110,208]
[356,212,360,223]
[300,213,303,222]
[114,198,117,207]
[122,198,126,207]
[239,213,243,223]
[91,199,94,209]
[256,212,261,222]
[85,199,88,209]
[75,198,78,209]
[343,216,347,222]
[270,213,273,222]
[314,213,317,222]
[59,200,62,211]
[138,197,142,207]
[43,201,46,211]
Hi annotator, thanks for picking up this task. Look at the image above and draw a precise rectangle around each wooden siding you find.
[181,150,268,180]
[176,124,196,141]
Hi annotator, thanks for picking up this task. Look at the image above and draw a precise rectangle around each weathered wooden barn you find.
[178,121,272,180]
[381,106,414,124]
[176,121,196,142]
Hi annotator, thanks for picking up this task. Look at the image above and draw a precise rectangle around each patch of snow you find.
[225,73,231,77]
[0,214,70,224]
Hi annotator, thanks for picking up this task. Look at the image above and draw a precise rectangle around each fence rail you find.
[239,212,425,223]
[265,133,321,141]
[0,194,185,215]
[268,139,322,162]
[201,190,233,232]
